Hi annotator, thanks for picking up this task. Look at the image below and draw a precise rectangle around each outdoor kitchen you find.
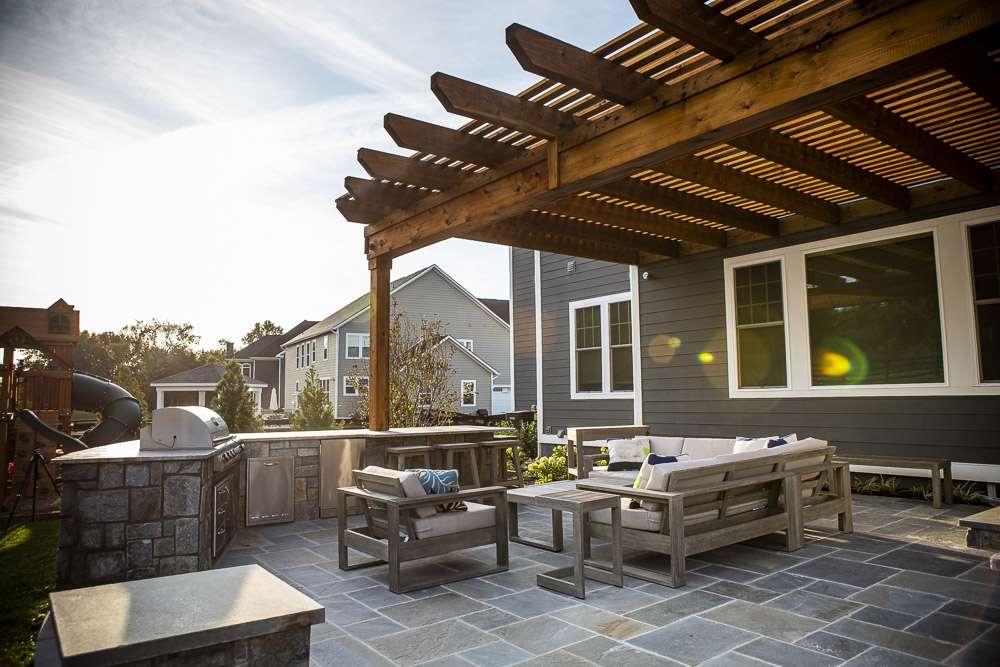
[53,405,502,588]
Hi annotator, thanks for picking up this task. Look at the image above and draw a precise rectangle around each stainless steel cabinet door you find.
[246,457,294,526]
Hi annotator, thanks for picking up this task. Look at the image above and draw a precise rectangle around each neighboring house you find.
[230,319,316,411]
[510,207,1000,489]
[281,265,511,419]
[150,364,268,413]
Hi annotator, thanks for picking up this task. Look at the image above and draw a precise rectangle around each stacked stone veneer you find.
[57,457,213,588]
[245,439,319,521]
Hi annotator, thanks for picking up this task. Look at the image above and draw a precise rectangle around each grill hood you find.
[139,406,232,451]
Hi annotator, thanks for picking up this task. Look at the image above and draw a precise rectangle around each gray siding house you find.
[231,319,316,411]
[510,205,1000,489]
[283,265,510,420]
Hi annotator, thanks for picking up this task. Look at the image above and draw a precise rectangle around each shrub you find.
[211,361,262,432]
[527,445,568,484]
[292,367,343,431]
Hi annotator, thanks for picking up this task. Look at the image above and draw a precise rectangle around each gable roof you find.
[435,336,500,376]
[150,364,267,387]
[234,319,318,358]
[283,265,507,347]
[477,298,509,324]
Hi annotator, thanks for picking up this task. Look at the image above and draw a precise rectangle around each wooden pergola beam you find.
[357,148,468,190]
[599,178,779,236]
[431,72,580,138]
[365,0,997,259]
[505,23,661,106]
[825,95,994,193]
[544,197,726,247]
[344,177,431,210]
[729,130,912,210]
[628,0,765,62]
[336,195,386,224]
[462,218,642,265]
[463,211,678,261]
[384,113,526,168]
[942,50,1000,113]
[662,156,842,225]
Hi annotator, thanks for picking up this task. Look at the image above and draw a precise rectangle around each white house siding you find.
[283,332,337,412]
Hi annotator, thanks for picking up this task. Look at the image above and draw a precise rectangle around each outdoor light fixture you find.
[642,271,652,280]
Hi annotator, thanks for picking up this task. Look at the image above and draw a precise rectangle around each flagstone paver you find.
[207,496,997,667]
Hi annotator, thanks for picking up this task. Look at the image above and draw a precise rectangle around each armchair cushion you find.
[411,501,496,539]
[361,466,436,518]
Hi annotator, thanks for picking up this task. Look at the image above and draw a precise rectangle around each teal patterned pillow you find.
[405,469,466,512]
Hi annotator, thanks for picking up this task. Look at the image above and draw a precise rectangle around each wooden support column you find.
[369,256,391,430]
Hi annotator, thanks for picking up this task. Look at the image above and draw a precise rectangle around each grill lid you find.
[139,406,232,450]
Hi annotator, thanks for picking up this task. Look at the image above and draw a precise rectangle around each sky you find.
[0,0,638,347]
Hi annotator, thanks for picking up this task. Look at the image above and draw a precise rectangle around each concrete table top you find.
[48,564,324,666]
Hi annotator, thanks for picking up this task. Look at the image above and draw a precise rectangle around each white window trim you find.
[346,332,370,359]
[456,338,474,352]
[963,217,1000,386]
[343,375,368,396]
[461,379,477,406]
[568,291,635,400]
[723,206,1000,398]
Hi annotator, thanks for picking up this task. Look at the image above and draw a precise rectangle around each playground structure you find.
[0,300,142,515]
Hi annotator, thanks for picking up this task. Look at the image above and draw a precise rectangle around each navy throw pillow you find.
[647,454,678,465]
[607,461,643,471]
[766,437,789,449]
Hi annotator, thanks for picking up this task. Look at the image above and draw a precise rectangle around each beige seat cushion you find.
[361,465,435,518]
[681,438,735,460]
[411,501,496,540]
[590,498,724,531]
[589,469,640,485]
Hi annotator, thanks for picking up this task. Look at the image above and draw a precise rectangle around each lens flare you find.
[698,352,715,363]
[649,334,683,364]
[815,338,869,384]
[818,351,851,377]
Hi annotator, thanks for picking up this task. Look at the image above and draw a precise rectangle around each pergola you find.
[336,0,1000,430]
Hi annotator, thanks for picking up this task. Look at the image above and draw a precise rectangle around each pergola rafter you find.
[339,0,1000,428]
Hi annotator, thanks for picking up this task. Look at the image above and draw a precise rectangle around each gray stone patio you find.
[215,494,1000,666]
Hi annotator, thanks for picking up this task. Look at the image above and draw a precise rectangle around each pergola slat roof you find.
[339,0,999,268]
[338,0,999,429]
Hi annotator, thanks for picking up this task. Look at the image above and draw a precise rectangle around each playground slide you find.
[14,408,88,452]
[71,371,143,446]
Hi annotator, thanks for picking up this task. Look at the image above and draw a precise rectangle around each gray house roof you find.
[150,364,267,387]
[283,265,506,348]
[235,319,318,358]
[477,298,509,324]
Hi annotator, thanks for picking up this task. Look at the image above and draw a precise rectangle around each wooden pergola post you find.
[369,255,391,430]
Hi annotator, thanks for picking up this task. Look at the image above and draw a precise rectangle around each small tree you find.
[348,308,458,427]
[242,320,284,346]
[292,367,341,431]
[211,361,262,432]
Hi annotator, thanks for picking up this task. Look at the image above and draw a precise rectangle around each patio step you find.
[959,506,1000,554]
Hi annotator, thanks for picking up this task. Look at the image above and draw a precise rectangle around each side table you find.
[508,484,623,599]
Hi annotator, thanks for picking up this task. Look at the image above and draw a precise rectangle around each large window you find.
[969,220,1000,383]
[346,333,370,359]
[724,211,1000,397]
[461,380,476,406]
[569,293,634,399]
[733,260,787,388]
[807,233,943,386]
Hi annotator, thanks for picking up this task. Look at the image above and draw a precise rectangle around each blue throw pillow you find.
[647,454,678,465]
[766,437,789,449]
[406,469,465,512]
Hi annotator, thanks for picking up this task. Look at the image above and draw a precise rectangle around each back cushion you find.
[733,437,770,453]
[682,437,735,459]
[778,438,830,472]
[648,436,684,457]
[607,438,647,463]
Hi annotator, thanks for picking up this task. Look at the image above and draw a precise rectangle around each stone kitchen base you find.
[38,565,323,667]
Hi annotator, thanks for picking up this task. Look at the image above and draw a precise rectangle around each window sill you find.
[729,384,1000,398]
[570,391,635,400]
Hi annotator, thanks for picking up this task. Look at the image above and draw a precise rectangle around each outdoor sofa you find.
[567,426,852,587]
[337,466,509,593]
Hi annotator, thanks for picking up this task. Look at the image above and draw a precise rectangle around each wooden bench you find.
[833,455,953,508]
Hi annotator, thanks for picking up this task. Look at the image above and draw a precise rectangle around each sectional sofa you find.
[567,426,853,587]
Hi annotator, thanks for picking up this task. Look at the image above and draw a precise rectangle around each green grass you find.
[0,520,59,666]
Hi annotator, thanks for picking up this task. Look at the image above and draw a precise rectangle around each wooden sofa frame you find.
[337,470,509,593]
[576,445,852,588]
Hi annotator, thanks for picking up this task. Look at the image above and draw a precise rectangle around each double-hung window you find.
[323,335,329,360]
[346,333,370,359]
[461,380,476,407]
[969,220,1000,383]
[724,210,1000,397]
[456,339,474,352]
[569,292,634,399]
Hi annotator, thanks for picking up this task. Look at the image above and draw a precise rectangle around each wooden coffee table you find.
[507,483,623,599]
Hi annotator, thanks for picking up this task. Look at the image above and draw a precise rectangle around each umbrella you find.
[268,387,279,411]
